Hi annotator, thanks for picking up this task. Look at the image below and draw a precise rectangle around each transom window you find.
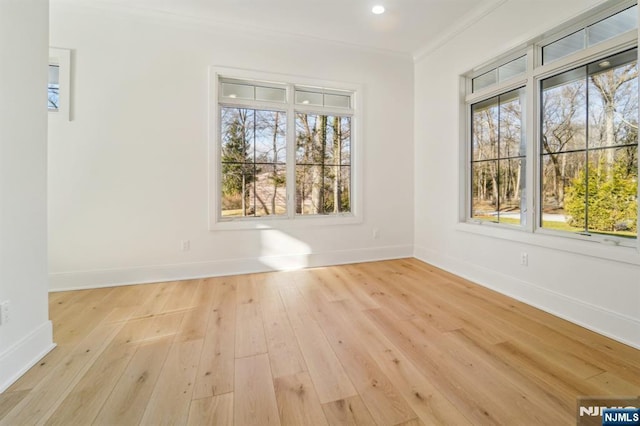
[212,73,358,227]
[542,5,638,64]
[464,0,638,246]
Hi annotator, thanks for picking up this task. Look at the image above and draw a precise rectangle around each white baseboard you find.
[0,321,55,393]
[49,245,414,292]
[414,245,640,350]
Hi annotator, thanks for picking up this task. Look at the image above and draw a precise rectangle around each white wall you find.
[0,0,54,392]
[48,4,415,290]
[414,0,640,348]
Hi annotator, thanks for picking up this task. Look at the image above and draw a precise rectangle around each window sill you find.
[210,213,362,231]
[456,221,640,266]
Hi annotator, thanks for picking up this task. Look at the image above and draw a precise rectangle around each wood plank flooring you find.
[1,258,638,425]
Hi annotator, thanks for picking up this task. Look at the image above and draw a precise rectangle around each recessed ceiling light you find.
[372,5,385,14]
[228,94,237,98]
[599,60,611,68]
[302,100,310,104]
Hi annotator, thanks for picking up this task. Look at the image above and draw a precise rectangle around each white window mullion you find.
[525,45,537,233]
[286,84,296,220]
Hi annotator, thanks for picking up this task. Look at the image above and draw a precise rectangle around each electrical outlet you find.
[520,252,528,266]
[372,228,380,239]
[0,300,10,325]
[180,240,190,251]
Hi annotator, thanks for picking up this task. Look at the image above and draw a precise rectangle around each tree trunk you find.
[590,68,638,178]
[300,114,313,215]
[547,153,563,208]
[311,116,327,214]
[603,102,616,178]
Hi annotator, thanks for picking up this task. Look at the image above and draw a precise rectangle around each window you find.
[295,113,351,215]
[220,107,287,217]
[471,88,526,225]
[212,72,358,227]
[48,64,60,111]
[49,47,71,120]
[472,56,526,93]
[541,49,638,239]
[543,6,638,64]
[463,0,639,247]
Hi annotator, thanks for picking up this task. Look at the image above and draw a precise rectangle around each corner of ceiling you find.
[412,0,509,63]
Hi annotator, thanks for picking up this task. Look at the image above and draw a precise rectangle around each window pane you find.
[221,107,287,218]
[588,51,638,150]
[340,117,351,165]
[251,164,287,216]
[324,116,351,165]
[338,166,351,213]
[472,160,498,222]
[324,94,350,108]
[221,108,255,163]
[48,64,60,111]
[541,151,586,229]
[323,165,351,214]
[255,86,286,103]
[295,91,323,106]
[254,110,286,164]
[588,6,638,47]
[295,165,323,215]
[541,69,587,153]
[221,166,255,217]
[562,147,638,237]
[543,30,585,64]
[221,82,254,100]
[498,56,526,82]
[296,114,351,165]
[497,159,525,225]
[471,159,525,224]
[472,97,499,161]
[472,69,497,92]
[295,113,351,215]
[295,113,323,163]
[499,89,525,158]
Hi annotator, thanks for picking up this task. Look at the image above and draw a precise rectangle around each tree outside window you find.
[541,49,638,238]
[220,107,287,217]
[471,88,526,225]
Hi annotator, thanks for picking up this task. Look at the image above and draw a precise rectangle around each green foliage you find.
[565,158,637,234]
[221,118,254,198]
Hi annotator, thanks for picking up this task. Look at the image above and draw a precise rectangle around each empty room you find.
[1,0,639,424]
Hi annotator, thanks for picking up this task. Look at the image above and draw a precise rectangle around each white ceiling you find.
[74,0,504,57]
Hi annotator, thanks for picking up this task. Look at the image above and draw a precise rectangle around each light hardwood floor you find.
[1,258,638,425]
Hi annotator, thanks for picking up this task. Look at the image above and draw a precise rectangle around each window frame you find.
[460,0,640,261]
[209,67,363,231]
[534,45,639,247]
[463,48,532,233]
